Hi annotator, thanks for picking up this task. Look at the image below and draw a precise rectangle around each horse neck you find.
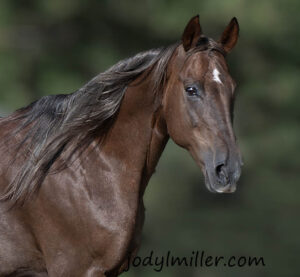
[95,71,169,193]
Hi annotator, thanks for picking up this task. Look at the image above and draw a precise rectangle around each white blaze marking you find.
[213,68,222,84]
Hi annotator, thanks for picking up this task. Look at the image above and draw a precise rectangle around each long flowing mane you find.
[0,42,180,205]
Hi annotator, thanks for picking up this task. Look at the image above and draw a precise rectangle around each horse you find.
[0,15,242,276]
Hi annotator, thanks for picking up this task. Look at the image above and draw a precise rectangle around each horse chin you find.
[213,183,237,193]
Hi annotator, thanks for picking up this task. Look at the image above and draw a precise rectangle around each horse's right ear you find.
[182,15,202,52]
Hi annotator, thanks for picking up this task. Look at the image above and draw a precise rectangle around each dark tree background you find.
[0,0,299,276]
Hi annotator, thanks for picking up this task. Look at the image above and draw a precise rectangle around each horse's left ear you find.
[219,17,239,53]
[182,15,202,51]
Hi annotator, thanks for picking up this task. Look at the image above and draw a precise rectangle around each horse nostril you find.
[215,163,224,176]
[215,163,228,185]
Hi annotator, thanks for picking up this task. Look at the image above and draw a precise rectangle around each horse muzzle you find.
[204,160,242,193]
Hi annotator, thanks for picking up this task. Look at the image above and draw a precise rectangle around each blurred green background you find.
[0,0,299,276]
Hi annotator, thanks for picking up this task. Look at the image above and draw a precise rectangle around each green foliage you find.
[0,0,299,276]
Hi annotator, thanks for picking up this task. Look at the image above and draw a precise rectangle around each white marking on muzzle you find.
[213,68,222,84]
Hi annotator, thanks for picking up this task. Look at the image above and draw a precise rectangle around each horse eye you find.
[185,86,198,96]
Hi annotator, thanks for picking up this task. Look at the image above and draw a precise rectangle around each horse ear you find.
[219,17,239,53]
[182,15,202,51]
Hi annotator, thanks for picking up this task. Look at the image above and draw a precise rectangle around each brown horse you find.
[0,16,242,276]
